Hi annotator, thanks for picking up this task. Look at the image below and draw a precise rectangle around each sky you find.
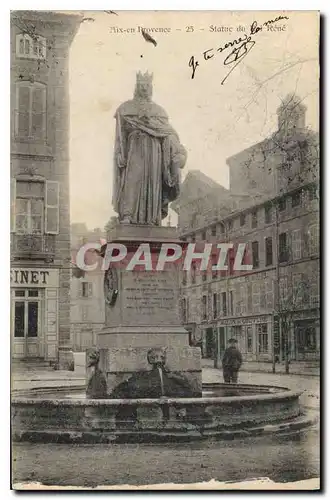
[68,10,319,230]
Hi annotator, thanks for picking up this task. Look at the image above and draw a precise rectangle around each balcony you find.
[11,234,56,261]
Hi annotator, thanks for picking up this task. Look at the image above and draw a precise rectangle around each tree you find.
[104,216,118,236]
[278,277,313,374]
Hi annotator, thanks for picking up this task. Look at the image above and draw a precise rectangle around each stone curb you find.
[12,412,316,444]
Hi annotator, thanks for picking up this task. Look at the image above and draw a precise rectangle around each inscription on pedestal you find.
[123,271,180,325]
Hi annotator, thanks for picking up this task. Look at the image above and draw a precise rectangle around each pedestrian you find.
[222,338,243,383]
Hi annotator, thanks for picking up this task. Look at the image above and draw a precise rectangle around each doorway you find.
[205,328,214,358]
[11,288,43,358]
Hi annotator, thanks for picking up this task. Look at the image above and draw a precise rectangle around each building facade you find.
[177,96,320,366]
[70,224,105,352]
[10,11,81,365]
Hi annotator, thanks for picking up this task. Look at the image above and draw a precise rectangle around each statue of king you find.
[112,71,187,225]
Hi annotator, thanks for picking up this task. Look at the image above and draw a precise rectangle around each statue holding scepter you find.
[112,72,187,226]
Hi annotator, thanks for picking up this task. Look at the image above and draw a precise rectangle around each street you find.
[12,428,319,488]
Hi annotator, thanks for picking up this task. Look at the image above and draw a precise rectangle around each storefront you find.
[293,316,320,361]
[215,315,273,362]
[11,267,59,360]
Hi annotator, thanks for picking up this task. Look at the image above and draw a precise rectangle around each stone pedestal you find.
[96,225,202,395]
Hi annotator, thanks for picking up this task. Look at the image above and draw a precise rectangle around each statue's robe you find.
[112,98,187,225]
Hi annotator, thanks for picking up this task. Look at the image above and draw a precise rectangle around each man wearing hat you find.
[222,338,243,383]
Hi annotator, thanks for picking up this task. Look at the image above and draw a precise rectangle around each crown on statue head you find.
[136,71,153,85]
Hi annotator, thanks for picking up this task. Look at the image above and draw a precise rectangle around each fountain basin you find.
[12,383,315,443]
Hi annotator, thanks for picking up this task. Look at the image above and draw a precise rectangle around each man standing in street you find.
[222,338,243,383]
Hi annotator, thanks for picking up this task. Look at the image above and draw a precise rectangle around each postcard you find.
[11,10,320,491]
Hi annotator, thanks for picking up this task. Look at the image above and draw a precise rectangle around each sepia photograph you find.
[10,9,320,490]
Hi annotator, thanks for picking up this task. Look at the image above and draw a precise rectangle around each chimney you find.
[277,94,307,133]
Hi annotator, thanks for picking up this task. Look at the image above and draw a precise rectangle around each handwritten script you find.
[189,15,289,84]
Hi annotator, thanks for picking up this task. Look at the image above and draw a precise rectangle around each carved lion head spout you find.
[87,348,100,368]
[134,71,153,100]
[147,347,167,369]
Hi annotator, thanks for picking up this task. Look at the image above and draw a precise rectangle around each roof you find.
[171,170,229,213]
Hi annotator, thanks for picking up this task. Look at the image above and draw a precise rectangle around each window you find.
[235,287,241,315]
[202,295,207,320]
[229,290,234,316]
[279,277,288,303]
[279,232,288,262]
[12,179,59,235]
[212,253,218,279]
[257,324,268,353]
[191,262,196,284]
[265,237,273,266]
[252,241,259,268]
[27,302,39,337]
[260,282,266,310]
[201,231,206,240]
[264,204,272,224]
[81,282,93,298]
[16,33,46,59]
[14,180,43,235]
[266,279,274,309]
[246,327,253,352]
[308,225,319,255]
[247,283,252,312]
[14,81,47,141]
[213,293,217,319]
[309,185,318,201]
[13,289,41,338]
[221,292,227,316]
[211,225,217,237]
[251,210,258,228]
[310,273,319,307]
[191,235,196,243]
[296,322,317,353]
[278,197,286,211]
[219,224,225,235]
[232,325,242,339]
[228,220,233,231]
[291,190,301,207]
[240,213,246,226]
[14,302,25,338]
[252,283,260,313]
[292,274,303,306]
[16,197,43,235]
[240,285,246,314]
[181,297,187,323]
[292,229,302,260]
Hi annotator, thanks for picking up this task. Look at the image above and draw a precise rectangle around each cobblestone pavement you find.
[12,429,319,488]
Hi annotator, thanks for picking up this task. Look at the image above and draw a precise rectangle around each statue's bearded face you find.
[136,81,152,99]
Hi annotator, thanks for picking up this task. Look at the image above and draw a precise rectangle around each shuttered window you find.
[45,181,60,234]
[16,34,46,59]
[15,82,47,141]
